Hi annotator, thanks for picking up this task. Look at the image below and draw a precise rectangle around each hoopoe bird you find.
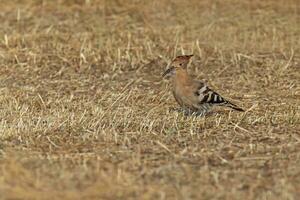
[162,55,244,116]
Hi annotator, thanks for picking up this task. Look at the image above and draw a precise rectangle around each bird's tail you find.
[225,101,245,112]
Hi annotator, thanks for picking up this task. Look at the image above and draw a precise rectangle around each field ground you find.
[0,0,299,199]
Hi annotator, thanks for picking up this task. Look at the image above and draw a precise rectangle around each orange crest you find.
[173,55,193,62]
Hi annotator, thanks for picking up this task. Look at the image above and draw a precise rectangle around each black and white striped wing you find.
[195,83,244,112]
[195,84,226,105]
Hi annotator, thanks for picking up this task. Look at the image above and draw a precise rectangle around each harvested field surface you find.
[0,0,299,199]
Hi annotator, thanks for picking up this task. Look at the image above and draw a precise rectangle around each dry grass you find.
[0,0,299,199]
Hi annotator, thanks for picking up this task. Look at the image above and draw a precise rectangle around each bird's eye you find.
[179,63,182,66]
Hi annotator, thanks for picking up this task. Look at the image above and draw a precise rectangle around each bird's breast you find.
[172,85,197,110]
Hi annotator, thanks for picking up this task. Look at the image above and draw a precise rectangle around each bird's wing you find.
[193,81,244,111]
[194,82,226,104]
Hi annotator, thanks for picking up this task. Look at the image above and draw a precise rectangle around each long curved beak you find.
[162,66,174,78]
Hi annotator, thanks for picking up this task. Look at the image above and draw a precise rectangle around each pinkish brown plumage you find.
[162,55,244,116]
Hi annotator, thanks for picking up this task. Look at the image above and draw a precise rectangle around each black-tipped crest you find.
[162,55,193,78]
[173,54,193,62]
[172,54,193,69]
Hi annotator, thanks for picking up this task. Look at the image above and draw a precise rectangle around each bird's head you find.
[162,55,193,78]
